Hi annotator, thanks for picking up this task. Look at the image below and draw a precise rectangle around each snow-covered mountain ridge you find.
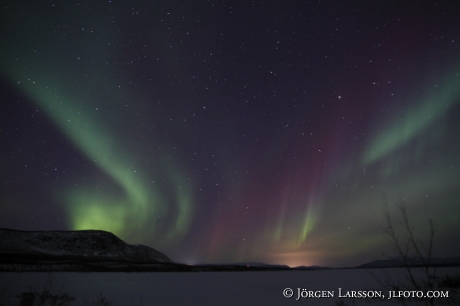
[0,228,172,263]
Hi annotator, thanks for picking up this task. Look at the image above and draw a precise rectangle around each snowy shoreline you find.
[1,267,459,305]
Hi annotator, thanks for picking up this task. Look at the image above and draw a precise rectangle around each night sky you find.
[1,1,460,268]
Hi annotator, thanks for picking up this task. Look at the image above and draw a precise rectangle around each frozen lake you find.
[1,267,459,305]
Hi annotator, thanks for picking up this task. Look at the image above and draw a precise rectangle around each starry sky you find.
[1,0,460,268]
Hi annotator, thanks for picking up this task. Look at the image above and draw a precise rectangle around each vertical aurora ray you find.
[297,197,319,247]
[268,194,320,249]
[163,165,193,242]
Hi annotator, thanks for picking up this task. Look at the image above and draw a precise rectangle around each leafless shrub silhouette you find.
[373,200,459,305]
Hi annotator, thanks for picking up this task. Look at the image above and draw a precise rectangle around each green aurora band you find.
[362,72,460,166]
[1,66,193,246]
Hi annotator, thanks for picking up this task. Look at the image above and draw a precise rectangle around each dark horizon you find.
[1,0,460,268]
[2,216,459,270]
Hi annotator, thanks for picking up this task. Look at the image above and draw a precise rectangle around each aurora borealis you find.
[1,1,460,267]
